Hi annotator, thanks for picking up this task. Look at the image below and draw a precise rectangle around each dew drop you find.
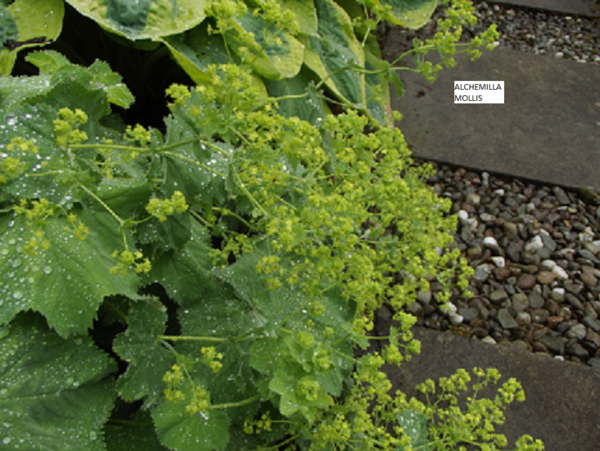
[43,266,52,274]
[12,291,23,300]
[89,431,97,441]
[0,248,7,255]
[2,437,12,445]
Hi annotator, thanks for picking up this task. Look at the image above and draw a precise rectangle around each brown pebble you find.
[585,329,600,348]
[467,246,483,259]
[537,271,556,285]
[494,267,511,281]
[547,316,564,329]
[581,271,598,288]
[544,299,560,315]
[532,341,549,353]
[517,273,537,290]
[583,302,598,320]
[557,306,572,320]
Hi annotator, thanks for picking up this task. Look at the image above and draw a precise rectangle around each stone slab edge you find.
[486,0,600,17]
[384,44,600,191]
[377,323,600,451]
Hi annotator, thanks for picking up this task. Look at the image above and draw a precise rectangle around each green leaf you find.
[0,209,143,337]
[278,0,318,36]
[96,175,153,219]
[0,4,18,46]
[0,0,64,76]
[263,68,327,125]
[67,0,208,40]
[24,49,71,73]
[152,387,231,451]
[301,0,365,107]
[363,36,392,126]
[396,409,431,450]
[87,59,136,108]
[105,411,169,451]
[160,24,231,85]
[148,219,214,305]
[113,300,175,407]
[224,10,304,80]
[0,313,116,451]
[381,0,438,30]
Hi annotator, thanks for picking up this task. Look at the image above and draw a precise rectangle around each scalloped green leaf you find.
[113,300,175,406]
[224,10,304,80]
[105,411,168,451]
[301,0,365,107]
[0,209,143,337]
[0,0,64,76]
[148,219,214,305]
[66,0,208,40]
[152,387,231,451]
[396,409,431,450]
[381,0,438,30]
[0,313,116,450]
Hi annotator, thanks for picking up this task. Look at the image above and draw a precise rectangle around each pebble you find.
[402,161,600,367]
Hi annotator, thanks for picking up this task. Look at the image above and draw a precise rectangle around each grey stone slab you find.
[377,325,600,451]
[487,0,600,17]
[384,40,600,191]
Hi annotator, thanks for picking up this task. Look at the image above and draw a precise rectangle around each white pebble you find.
[481,336,497,345]
[552,265,569,280]
[579,231,595,243]
[491,256,505,268]
[525,235,544,252]
[554,355,565,361]
[552,287,565,302]
[540,259,557,270]
[457,210,469,223]
[441,302,457,314]
[448,312,464,326]
[493,189,505,197]
[483,236,500,250]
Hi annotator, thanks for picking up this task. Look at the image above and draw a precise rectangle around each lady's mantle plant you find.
[0,50,543,450]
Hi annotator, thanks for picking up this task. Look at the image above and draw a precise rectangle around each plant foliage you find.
[0,0,544,450]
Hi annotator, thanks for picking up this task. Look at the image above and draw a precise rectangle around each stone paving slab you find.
[377,324,600,451]
[383,40,600,191]
[487,0,600,17]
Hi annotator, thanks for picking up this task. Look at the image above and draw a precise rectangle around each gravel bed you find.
[395,162,600,369]
[384,0,600,64]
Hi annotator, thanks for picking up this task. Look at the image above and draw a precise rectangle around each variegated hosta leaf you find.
[301,0,366,108]
[0,313,116,450]
[0,0,64,76]
[379,0,438,29]
[0,210,143,337]
[66,0,208,40]
[223,9,304,80]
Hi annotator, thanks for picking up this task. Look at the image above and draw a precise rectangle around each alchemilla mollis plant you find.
[0,1,544,450]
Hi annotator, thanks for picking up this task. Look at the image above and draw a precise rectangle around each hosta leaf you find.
[0,4,18,46]
[0,209,142,337]
[161,24,268,97]
[113,300,175,407]
[363,36,392,126]
[0,0,64,76]
[396,409,431,450]
[301,0,365,107]
[152,386,231,451]
[67,0,208,40]
[381,0,438,30]
[0,313,116,450]
[160,24,231,85]
[278,0,318,36]
[224,10,304,80]
[263,68,327,125]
